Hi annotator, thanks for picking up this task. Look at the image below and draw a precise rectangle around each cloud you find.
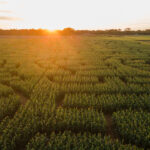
[0,10,12,13]
[0,1,7,4]
[0,16,20,21]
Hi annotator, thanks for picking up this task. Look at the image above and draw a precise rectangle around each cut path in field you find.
[15,90,29,105]
[137,40,150,42]
[0,82,29,105]
[58,65,76,76]
[9,87,29,105]
[105,113,118,140]
[104,113,146,149]
[55,92,65,108]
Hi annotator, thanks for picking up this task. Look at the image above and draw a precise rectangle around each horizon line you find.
[0,27,150,31]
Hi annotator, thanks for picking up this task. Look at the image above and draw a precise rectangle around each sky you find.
[0,0,150,30]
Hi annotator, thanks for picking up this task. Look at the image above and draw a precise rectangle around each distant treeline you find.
[0,28,150,36]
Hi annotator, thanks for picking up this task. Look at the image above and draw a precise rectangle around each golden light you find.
[0,0,150,30]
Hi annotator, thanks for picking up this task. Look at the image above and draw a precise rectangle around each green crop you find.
[0,35,150,149]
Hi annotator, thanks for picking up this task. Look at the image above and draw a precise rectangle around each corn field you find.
[0,35,150,149]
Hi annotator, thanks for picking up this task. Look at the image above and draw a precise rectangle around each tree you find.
[124,28,131,31]
[61,27,75,35]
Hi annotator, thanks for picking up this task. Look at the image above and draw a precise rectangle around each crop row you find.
[127,76,150,84]
[0,79,56,150]
[51,82,150,94]
[112,110,150,148]
[47,75,99,83]
[63,93,150,112]
[76,66,150,77]
[0,84,14,97]
[0,95,106,149]
[0,94,20,121]
[0,79,105,150]
[45,64,150,77]
[53,108,106,133]
[26,131,142,150]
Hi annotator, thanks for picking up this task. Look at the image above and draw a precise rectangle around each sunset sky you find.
[0,0,150,30]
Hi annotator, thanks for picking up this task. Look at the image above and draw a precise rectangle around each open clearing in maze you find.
[0,35,150,150]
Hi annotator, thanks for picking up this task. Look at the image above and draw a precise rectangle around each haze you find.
[0,0,150,30]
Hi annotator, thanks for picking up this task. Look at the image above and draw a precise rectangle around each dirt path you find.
[14,90,29,105]
[1,82,29,105]
[105,113,118,140]
[55,92,65,108]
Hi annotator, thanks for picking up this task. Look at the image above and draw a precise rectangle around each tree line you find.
[0,28,150,36]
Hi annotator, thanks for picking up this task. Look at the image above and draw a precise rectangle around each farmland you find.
[0,35,150,150]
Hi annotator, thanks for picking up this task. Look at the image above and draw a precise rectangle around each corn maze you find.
[0,35,150,150]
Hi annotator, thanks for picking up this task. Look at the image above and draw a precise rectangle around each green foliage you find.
[0,84,14,97]
[113,110,150,148]
[53,108,106,133]
[63,93,150,112]
[0,80,56,150]
[0,95,20,120]
[0,35,150,149]
[26,131,142,150]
